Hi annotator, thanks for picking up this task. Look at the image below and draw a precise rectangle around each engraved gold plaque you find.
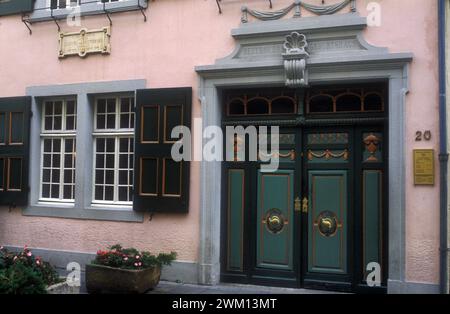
[413,149,435,186]
[59,27,111,58]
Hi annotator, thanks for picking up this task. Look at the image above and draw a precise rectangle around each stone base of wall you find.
[388,279,439,294]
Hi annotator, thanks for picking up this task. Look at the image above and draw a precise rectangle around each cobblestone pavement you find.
[148,281,341,294]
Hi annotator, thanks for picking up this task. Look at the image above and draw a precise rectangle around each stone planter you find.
[47,279,80,294]
[86,264,161,294]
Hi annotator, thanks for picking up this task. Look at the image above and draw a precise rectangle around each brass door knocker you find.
[264,208,286,234]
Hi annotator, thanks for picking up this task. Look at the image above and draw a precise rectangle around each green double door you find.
[223,126,386,292]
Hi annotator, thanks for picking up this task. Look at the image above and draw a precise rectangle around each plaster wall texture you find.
[0,0,440,284]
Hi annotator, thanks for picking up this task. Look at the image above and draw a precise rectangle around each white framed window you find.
[100,0,124,3]
[40,99,77,202]
[93,96,134,205]
[49,0,80,10]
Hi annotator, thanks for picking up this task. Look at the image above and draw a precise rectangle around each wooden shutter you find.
[0,0,34,17]
[134,88,192,213]
[0,96,31,207]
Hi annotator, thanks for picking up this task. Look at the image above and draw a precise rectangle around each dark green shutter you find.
[0,96,31,207]
[0,0,34,17]
[134,88,192,213]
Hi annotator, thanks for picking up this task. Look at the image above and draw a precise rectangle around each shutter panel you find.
[0,96,31,207]
[134,88,192,213]
[0,0,34,17]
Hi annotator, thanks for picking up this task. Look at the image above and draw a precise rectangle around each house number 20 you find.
[416,131,432,141]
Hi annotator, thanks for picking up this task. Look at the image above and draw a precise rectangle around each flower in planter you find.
[92,244,176,270]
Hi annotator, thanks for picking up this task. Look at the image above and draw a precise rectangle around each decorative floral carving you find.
[284,32,308,54]
[307,149,349,161]
[363,133,381,162]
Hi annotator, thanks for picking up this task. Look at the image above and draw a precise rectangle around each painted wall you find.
[0,0,440,284]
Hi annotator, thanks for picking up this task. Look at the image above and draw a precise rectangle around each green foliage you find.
[0,262,47,295]
[0,246,61,294]
[92,244,177,270]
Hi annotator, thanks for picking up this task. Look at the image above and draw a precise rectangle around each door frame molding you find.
[196,14,412,293]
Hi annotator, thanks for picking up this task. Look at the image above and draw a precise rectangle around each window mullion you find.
[114,136,119,203]
[59,138,65,200]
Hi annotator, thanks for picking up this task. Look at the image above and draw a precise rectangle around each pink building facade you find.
[0,0,444,293]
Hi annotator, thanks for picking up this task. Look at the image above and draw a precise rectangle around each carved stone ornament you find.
[282,32,309,88]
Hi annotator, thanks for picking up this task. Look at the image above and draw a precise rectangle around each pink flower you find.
[123,257,128,261]
[27,251,32,257]
[36,260,41,265]
[135,255,140,259]
[134,262,138,267]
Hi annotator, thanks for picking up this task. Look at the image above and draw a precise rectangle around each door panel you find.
[256,170,294,271]
[308,170,347,274]
[226,169,245,272]
[362,170,383,279]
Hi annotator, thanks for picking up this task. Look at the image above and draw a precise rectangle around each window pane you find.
[96,114,105,130]
[42,169,51,183]
[96,154,104,169]
[51,184,59,199]
[53,116,62,130]
[95,186,103,200]
[106,114,116,129]
[44,139,52,152]
[97,99,106,114]
[107,99,116,113]
[118,187,128,202]
[119,154,128,168]
[52,154,60,168]
[96,138,106,153]
[45,117,53,131]
[105,154,114,168]
[42,184,50,198]
[66,101,76,115]
[105,170,114,185]
[119,170,128,185]
[64,170,73,184]
[54,102,63,115]
[43,154,51,168]
[53,139,61,152]
[106,138,115,152]
[52,169,60,183]
[119,138,129,152]
[105,186,114,201]
[63,185,73,200]
[66,116,75,131]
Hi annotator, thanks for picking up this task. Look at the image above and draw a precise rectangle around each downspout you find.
[438,0,449,295]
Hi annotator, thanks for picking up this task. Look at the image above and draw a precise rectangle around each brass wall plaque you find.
[59,27,111,58]
[413,149,435,185]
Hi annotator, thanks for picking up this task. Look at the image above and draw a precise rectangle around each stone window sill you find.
[23,204,144,222]
[26,0,148,23]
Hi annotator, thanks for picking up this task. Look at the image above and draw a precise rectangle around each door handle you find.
[302,197,308,214]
